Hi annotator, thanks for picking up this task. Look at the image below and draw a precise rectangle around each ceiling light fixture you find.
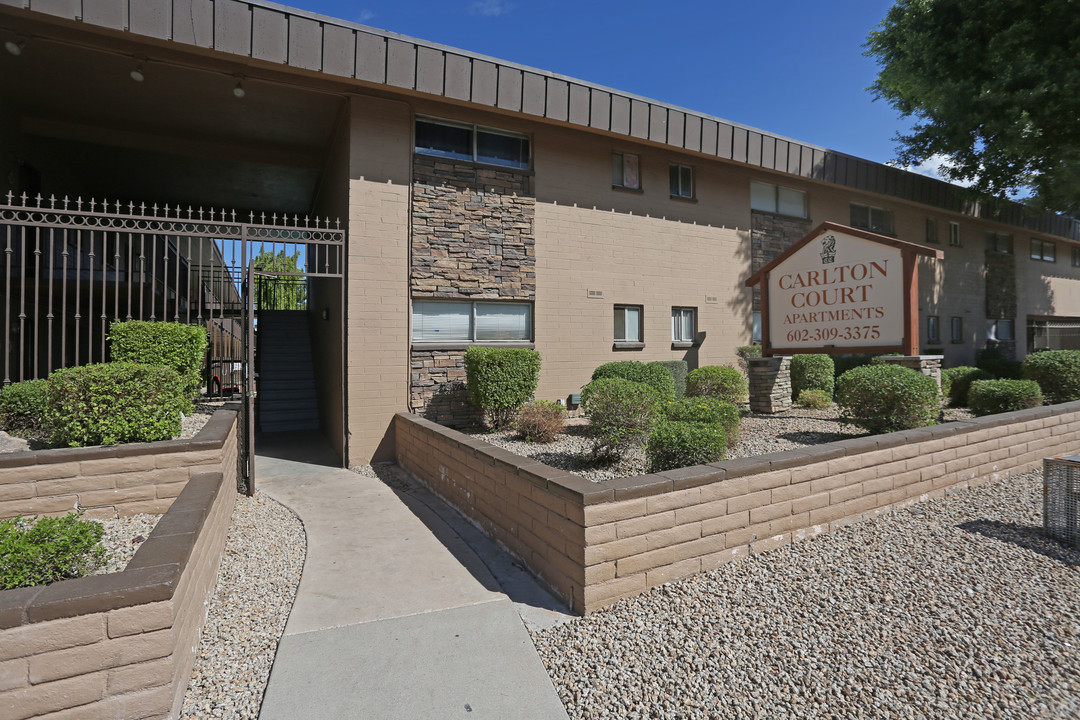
[233,77,246,99]
[4,39,24,56]
[130,61,145,82]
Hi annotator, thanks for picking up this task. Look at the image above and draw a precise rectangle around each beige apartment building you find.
[3,0,1080,466]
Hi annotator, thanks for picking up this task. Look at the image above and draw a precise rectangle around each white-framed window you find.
[926,218,938,243]
[927,315,940,344]
[1031,238,1056,263]
[949,221,961,246]
[414,117,530,169]
[750,181,808,218]
[671,307,696,343]
[612,152,641,190]
[669,164,693,199]
[412,300,532,342]
[986,232,1013,254]
[614,305,643,343]
[850,203,893,234]
[951,316,963,344]
[752,311,762,343]
[987,318,1015,342]
[1073,246,1080,267]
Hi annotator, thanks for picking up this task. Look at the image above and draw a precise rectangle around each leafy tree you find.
[866,0,1080,213]
[254,250,307,310]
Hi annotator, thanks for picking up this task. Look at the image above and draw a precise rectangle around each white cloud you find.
[356,9,376,24]
[469,0,514,17]
[901,153,975,188]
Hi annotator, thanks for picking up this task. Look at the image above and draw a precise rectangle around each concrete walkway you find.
[254,432,571,720]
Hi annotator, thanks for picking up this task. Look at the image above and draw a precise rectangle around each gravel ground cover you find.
[531,470,1080,719]
[91,514,160,574]
[180,491,305,720]
[473,407,975,482]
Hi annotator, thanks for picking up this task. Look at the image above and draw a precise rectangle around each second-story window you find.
[414,117,530,169]
[750,181,807,218]
[612,152,641,190]
[669,164,694,199]
[850,203,893,235]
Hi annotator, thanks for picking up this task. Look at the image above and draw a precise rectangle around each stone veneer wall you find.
[750,211,813,312]
[409,156,536,421]
[0,408,239,720]
[396,401,1080,614]
[985,248,1018,357]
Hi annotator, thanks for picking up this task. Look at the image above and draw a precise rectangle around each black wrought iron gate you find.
[1,192,345,494]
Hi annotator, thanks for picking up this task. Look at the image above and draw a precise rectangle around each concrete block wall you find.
[0,407,240,521]
[0,409,238,719]
[396,402,1080,614]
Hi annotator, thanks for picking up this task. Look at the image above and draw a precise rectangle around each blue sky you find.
[289,0,935,176]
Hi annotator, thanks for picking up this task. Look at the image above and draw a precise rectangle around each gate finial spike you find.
[89,197,96,212]
[198,206,204,220]
[335,217,341,229]
[63,195,70,210]
[5,190,12,205]
[48,194,56,208]
[34,193,42,207]
[115,199,121,214]
[129,201,135,214]
[20,191,28,205]
[139,202,146,215]
[187,205,194,219]
[76,196,83,211]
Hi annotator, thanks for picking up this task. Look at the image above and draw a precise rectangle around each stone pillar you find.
[748,356,792,413]
[881,355,944,390]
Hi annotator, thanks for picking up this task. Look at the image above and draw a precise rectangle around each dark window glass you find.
[477,130,529,168]
[415,120,472,161]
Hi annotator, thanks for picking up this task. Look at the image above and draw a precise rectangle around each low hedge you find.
[658,360,689,399]
[109,320,208,409]
[1022,350,1080,404]
[592,361,676,401]
[790,354,834,399]
[44,362,187,447]
[0,379,48,433]
[836,364,939,434]
[0,511,107,590]
[976,347,1022,380]
[646,420,727,473]
[582,377,660,459]
[968,379,1043,417]
[662,396,740,446]
[686,365,748,405]
[795,389,832,409]
[940,366,993,407]
[464,347,542,428]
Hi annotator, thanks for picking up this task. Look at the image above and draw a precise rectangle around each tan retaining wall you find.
[0,408,239,719]
[395,401,1080,614]
[0,406,239,521]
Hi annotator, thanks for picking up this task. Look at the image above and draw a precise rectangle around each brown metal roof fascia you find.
[6,0,1079,240]
[745,221,945,287]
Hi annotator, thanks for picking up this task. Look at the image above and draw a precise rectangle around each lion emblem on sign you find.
[820,235,836,265]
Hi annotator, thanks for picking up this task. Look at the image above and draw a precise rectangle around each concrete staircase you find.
[257,310,320,433]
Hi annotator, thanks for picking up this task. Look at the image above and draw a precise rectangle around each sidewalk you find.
[254,433,571,720]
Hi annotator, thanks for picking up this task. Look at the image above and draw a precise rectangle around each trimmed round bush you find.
[464,347,542,428]
[646,420,727,473]
[790,354,835,399]
[0,379,49,433]
[44,362,187,447]
[514,400,566,443]
[968,379,1043,417]
[686,365,749,405]
[581,378,660,459]
[836,364,939,434]
[940,366,993,407]
[1022,350,1080,404]
[658,360,689,398]
[976,347,1022,379]
[592,361,676,401]
[662,396,740,446]
[832,354,875,381]
[795,389,832,410]
[108,320,208,410]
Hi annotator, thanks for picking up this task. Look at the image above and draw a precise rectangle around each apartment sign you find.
[746,223,942,355]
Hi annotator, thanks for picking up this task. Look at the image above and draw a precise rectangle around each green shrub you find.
[0,511,107,590]
[976,346,1022,379]
[646,420,727,473]
[1022,350,1080,404]
[790,354,835,399]
[44,362,187,447]
[658,360,689,398]
[795,389,833,410]
[592,361,676,401]
[464,347,542,427]
[109,321,208,409]
[836,364,939,434]
[0,379,48,432]
[870,352,904,365]
[735,344,762,375]
[514,400,566,443]
[581,378,660,459]
[662,396,740,446]
[940,366,993,406]
[968,379,1043,417]
[832,354,875,380]
[686,366,749,405]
